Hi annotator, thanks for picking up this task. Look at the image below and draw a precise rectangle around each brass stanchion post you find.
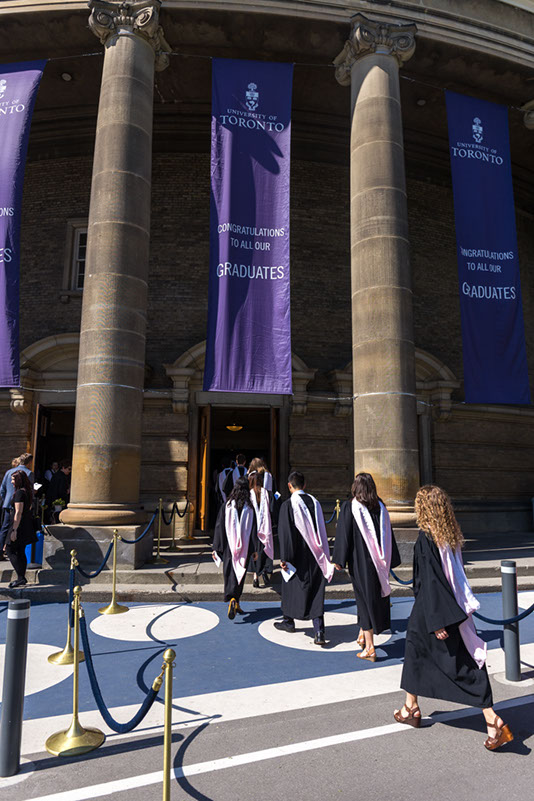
[45,587,105,756]
[152,498,168,564]
[98,530,128,615]
[162,648,175,801]
[187,501,195,540]
[167,503,181,553]
[48,550,85,665]
[335,499,341,520]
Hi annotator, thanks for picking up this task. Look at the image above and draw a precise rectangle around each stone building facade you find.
[1,0,533,558]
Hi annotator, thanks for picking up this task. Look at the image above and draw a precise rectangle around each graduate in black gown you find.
[333,472,401,661]
[275,471,335,646]
[248,458,276,587]
[222,453,248,499]
[212,477,261,620]
[395,485,513,751]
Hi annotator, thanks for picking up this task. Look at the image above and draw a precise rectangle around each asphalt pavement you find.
[0,591,533,801]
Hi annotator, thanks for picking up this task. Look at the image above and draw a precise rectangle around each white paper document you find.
[212,551,222,568]
[281,562,297,582]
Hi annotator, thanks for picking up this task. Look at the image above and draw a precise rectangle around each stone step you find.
[1,574,534,604]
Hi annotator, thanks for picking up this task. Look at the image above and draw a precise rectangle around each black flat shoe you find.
[274,620,295,633]
[314,632,326,647]
[9,578,27,589]
[263,572,271,585]
[252,577,260,589]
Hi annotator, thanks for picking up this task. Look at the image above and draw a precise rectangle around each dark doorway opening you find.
[197,405,279,531]
[33,406,75,483]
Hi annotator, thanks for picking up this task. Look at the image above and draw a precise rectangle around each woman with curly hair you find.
[394,485,513,751]
[212,476,261,620]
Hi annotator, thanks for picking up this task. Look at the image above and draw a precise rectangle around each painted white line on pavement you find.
[23,695,534,801]
[20,641,534,756]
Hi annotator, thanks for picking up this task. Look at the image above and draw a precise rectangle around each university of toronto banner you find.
[203,58,293,394]
[0,60,46,387]
[446,90,530,405]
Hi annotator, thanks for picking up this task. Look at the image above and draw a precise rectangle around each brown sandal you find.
[357,647,376,662]
[357,633,365,649]
[394,704,421,728]
[484,716,513,751]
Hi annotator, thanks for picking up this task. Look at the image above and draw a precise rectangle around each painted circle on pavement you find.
[0,644,73,696]
[258,612,391,652]
[89,604,219,643]
[518,592,534,610]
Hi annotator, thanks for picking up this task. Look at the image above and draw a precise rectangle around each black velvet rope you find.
[79,615,160,733]
[161,501,190,526]
[75,540,114,579]
[390,568,414,586]
[388,568,534,624]
[473,603,534,626]
[120,510,158,544]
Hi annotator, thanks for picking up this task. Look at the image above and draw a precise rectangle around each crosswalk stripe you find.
[24,694,534,801]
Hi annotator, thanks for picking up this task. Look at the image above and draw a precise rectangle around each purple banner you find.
[0,60,45,387]
[204,58,293,394]
[446,91,530,404]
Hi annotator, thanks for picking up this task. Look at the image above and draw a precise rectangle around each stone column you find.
[334,14,419,524]
[62,0,169,527]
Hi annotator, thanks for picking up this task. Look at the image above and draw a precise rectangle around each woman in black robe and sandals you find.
[212,477,261,620]
[394,485,513,751]
[333,472,401,661]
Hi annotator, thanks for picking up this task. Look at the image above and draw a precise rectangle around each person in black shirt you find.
[4,470,37,588]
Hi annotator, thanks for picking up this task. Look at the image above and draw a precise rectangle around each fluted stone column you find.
[334,14,419,524]
[62,0,169,527]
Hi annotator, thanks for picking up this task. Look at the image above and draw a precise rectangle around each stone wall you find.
[9,152,534,525]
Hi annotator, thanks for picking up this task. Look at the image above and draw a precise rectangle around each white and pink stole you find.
[218,468,232,503]
[290,491,335,582]
[225,501,254,583]
[351,499,393,598]
[250,487,274,559]
[438,544,487,669]
[262,471,273,492]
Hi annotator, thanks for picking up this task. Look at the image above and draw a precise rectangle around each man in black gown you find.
[275,471,331,646]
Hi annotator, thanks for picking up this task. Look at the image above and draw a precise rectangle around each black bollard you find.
[0,599,30,777]
[501,560,521,682]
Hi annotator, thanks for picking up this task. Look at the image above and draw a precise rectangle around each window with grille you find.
[72,227,87,290]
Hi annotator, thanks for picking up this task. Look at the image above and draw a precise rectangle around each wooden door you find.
[198,405,211,531]
[270,407,279,481]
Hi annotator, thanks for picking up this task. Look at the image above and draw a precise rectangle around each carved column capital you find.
[334,13,416,85]
[88,0,171,71]
[520,100,534,130]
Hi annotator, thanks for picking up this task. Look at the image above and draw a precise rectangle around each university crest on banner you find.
[446,91,530,405]
[203,58,294,394]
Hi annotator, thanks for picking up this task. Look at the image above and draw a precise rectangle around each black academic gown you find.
[333,500,401,634]
[222,465,247,499]
[250,477,276,577]
[401,531,493,708]
[213,502,261,602]
[278,494,326,620]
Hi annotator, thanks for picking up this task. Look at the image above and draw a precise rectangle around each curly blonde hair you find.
[415,485,464,550]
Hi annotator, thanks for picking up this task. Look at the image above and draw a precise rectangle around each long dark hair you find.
[12,470,33,504]
[248,471,262,503]
[351,472,379,510]
[228,476,253,512]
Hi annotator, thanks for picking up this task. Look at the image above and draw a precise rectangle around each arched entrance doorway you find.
[165,342,315,531]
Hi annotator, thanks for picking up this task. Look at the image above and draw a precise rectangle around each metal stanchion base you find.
[166,544,182,552]
[98,600,129,615]
[48,645,85,665]
[45,723,105,757]
[151,555,168,564]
